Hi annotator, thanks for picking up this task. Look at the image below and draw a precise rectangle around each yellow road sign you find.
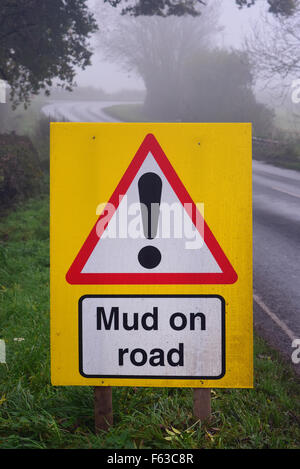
[50,123,253,388]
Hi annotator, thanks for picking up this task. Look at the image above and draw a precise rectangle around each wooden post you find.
[193,389,211,423]
[94,386,113,433]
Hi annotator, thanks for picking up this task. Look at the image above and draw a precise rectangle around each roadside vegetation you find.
[0,196,300,449]
[104,103,153,122]
[253,137,300,171]
[0,100,50,213]
[104,103,300,172]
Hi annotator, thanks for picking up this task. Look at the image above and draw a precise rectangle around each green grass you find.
[0,196,300,449]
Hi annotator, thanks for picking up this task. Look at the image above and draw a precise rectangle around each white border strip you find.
[254,292,297,341]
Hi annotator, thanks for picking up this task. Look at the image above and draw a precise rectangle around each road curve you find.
[42,100,126,123]
[43,101,300,373]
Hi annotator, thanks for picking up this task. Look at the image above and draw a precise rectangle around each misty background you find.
[1,0,300,206]
[2,1,300,127]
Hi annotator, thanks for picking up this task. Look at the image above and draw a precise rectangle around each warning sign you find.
[66,134,237,285]
[50,123,253,388]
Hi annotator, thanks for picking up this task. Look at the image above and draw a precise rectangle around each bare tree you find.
[96,2,222,117]
[104,0,297,18]
[245,2,300,82]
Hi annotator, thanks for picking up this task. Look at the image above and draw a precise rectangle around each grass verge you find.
[104,103,153,123]
[0,197,300,449]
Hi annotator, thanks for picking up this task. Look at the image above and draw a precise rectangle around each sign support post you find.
[94,386,113,433]
[193,389,211,423]
[94,387,211,433]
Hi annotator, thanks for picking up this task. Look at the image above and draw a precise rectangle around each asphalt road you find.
[253,161,300,372]
[43,101,300,373]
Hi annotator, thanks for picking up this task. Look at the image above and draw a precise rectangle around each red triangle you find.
[66,134,237,285]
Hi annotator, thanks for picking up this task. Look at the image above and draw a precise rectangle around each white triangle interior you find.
[82,152,222,274]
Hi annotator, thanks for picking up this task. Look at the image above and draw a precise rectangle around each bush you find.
[0,133,42,210]
[142,48,274,136]
[253,137,300,170]
[31,115,50,172]
[181,49,274,136]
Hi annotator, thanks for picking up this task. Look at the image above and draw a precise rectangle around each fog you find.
[2,0,300,136]
[77,0,265,92]
[65,0,298,135]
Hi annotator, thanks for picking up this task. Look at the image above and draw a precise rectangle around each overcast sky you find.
[76,0,265,92]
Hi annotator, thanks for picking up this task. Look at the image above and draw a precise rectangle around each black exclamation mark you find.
[138,172,162,269]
